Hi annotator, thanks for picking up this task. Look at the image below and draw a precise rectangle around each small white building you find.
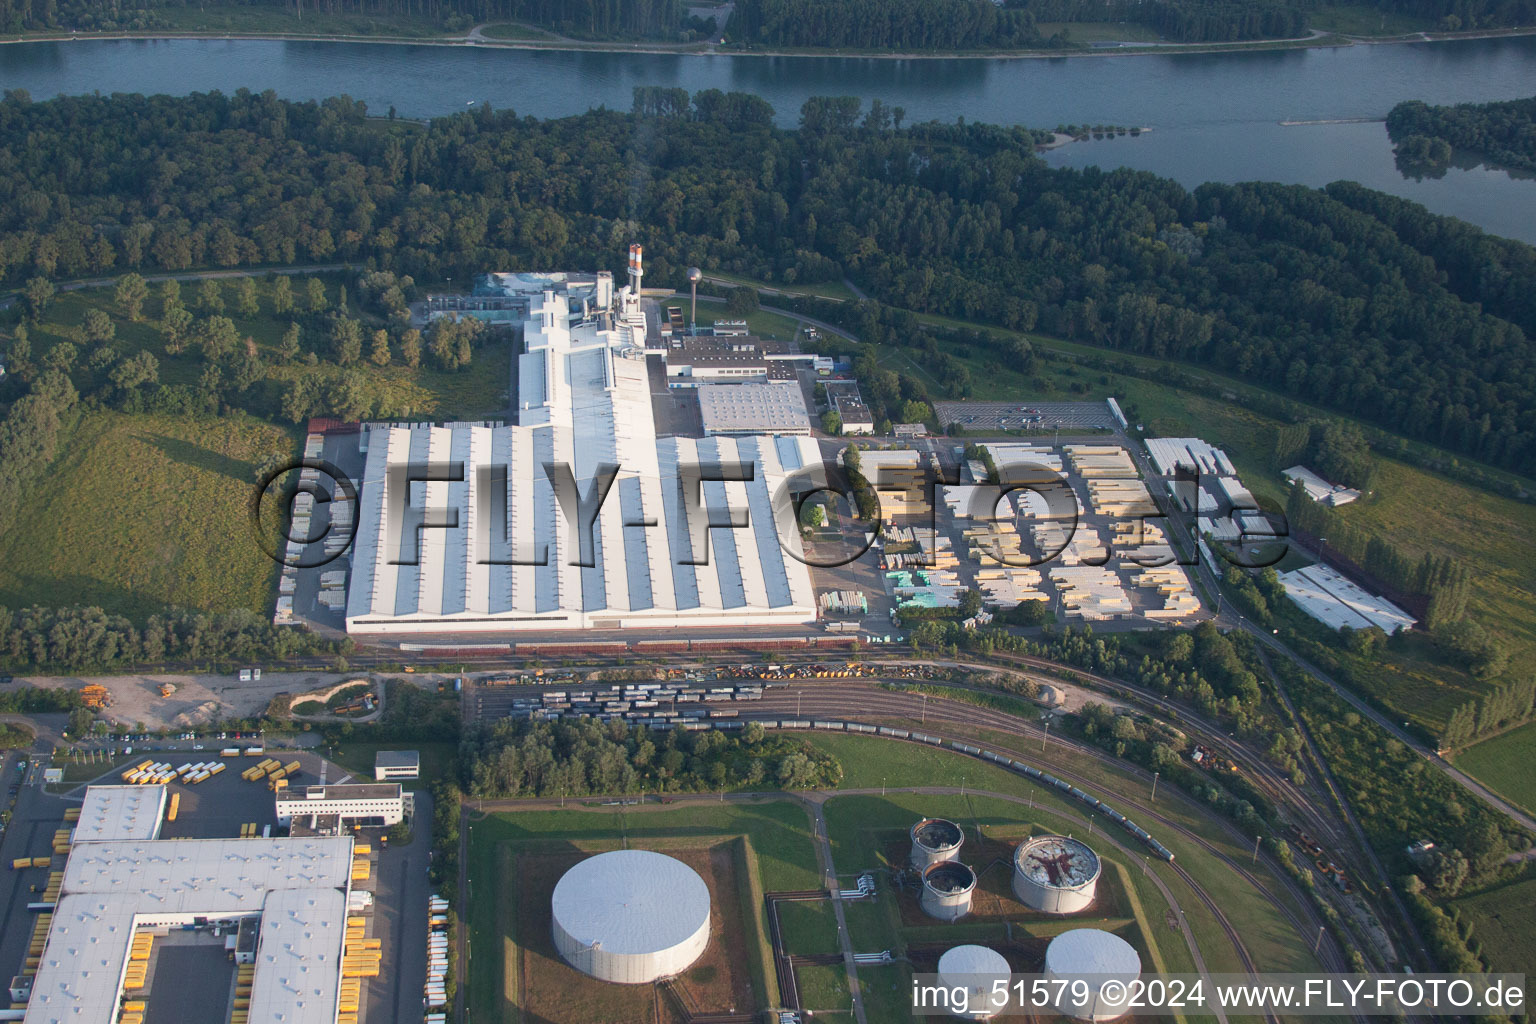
[373,750,420,781]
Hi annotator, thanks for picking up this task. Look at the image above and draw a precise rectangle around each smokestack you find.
[628,244,644,294]
[687,267,702,329]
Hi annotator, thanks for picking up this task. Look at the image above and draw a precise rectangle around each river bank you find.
[4,20,1534,61]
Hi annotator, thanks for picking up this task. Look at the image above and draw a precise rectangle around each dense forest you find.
[459,716,843,797]
[0,604,343,670]
[0,0,681,36]
[726,0,1314,47]
[1387,95,1536,174]
[1,89,1535,475]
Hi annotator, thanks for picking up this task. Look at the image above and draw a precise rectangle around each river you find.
[3,34,1535,241]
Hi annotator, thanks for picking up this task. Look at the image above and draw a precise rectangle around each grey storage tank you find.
[920,861,977,921]
[910,818,964,869]
[1012,835,1100,914]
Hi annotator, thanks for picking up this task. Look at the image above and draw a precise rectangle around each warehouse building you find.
[21,794,356,1024]
[697,383,811,436]
[345,262,819,635]
[275,783,406,829]
[551,850,710,984]
[1280,564,1416,634]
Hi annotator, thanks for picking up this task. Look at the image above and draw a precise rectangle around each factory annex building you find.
[346,256,819,635]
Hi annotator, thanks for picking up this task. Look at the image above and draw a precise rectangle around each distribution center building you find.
[345,271,819,635]
[23,808,356,1024]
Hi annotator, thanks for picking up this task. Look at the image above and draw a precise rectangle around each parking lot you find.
[934,400,1116,433]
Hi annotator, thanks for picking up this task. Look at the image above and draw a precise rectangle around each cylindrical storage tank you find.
[551,850,710,984]
[937,944,1012,1020]
[1012,835,1100,914]
[910,818,964,869]
[920,861,977,921]
[1042,929,1141,1021]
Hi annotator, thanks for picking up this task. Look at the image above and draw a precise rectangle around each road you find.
[801,794,868,1024]
[0,263,353,310]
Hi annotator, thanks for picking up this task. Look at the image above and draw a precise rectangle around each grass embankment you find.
[477,22,557,40]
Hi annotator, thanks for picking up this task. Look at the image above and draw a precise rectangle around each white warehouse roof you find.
[72,784,167,843]
[698,382,810,435]
[346,283,818,634]
[25,828,354,1024]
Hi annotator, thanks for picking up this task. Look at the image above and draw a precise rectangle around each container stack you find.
[425,894,450,1009]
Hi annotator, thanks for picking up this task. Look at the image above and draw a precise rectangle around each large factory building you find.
[345,251,819,635]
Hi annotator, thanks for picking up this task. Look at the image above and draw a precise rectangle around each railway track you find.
[754,685,1351,983]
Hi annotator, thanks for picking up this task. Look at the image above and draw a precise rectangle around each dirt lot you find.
[515,840,760,1024]
[21,671,350,730]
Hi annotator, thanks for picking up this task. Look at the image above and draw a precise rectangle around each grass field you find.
[1450,722,1536,815]
[328,740,458,790]
[1452,874,1536,977]
[0,408,290,618]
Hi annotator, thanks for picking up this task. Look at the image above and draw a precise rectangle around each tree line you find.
[0,0,682,37]
[2,89,1535,474]
[0,604,342,672]
[1387,95,1536,175]
[459,716,843,798]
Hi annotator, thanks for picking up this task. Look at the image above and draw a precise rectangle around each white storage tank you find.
[1042,928,1142,1021]
[937,944,1012,1019]
[1012,835,1100,914]
[920,861,977,921]
[551,850,710,984]
[910,818,964,869]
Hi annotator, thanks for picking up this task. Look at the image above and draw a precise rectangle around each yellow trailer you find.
[11,857,30,870]
[282,760,300,774]
[30,857,51,868]
[166,792,180,822]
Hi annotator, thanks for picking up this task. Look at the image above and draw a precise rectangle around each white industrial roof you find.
[938,944,1011,979]
[26,835,353,1024]
[61,837,354,909]
[1280,564,1416,634]
[550,850,710,957]
[1043,928,1142,976]
[247,888,348,1024]
[73,785,167,842]
[1144,437,1236,478]
[697,382,810,435]
[346,282,817,634]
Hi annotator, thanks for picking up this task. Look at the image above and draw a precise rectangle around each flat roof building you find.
[373,750,420,781]
[697,383,811,436]
[275,783,406,829]
[345,266,819,635]
[71,785,167,843]
[24,812,354,1024]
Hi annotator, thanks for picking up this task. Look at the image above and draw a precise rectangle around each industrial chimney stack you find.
[687,267,702,330]
[628,244,644,294]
